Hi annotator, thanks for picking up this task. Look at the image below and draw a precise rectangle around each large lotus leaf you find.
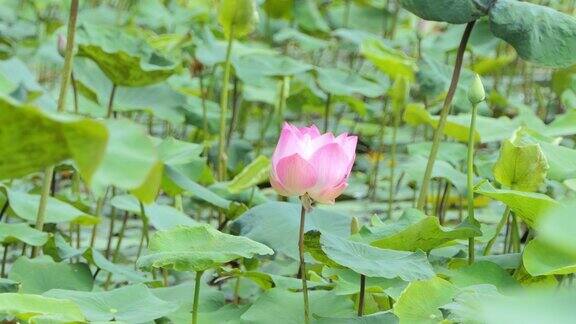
[137,224,273,272]
[111,194,197,230]
[316,312,399,324]
[45,284,179,323]
[393,276,458,324]
[493,140,548,192]
[73,58,186,123]
[83,248,148,283]
[241,288,355,323]
[446,285,576,323]
[0,97,108,182]
[0,57,43,100]
[474,181,559,228]
[217,0,258,39]
[90,119,162,202]
[0,222,49,246]
[360,38,416,81]
[152,281,228,323]
[76,24,177,86]
[233,53,312,83]
[399,0,491,24]
[515,128,576,181]
[312,232,434,281]
[0,293,85,323]
[538,141,576,182]
[294,0,330,32]
[273,28,329,51]
[315,67,383,98]
[489,0,576,68]
[446,261,519,291]
[227,155,270,194]
[156,136,203,166]
[230,202,352,260]
[0,278,19,293]
[537,200,576,254]
[43,234,87,262]
[370,211,481,252]
[523,239,576,276]
[7,189,98,225]
[8,256,93,294]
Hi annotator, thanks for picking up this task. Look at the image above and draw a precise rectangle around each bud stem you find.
[298,195,311,324]
[466,102,479,264]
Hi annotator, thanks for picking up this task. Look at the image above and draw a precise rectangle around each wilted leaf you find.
[493,140,548,192]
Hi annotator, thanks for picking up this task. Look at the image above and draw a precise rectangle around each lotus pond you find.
[1,0,576,323]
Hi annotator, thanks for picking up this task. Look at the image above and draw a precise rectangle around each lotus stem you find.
[31,165,54,258]
[106,84,118,118]
[192,270,204,324]
[218,25,235,181]
[1,244,8,277]
[416,21,476,211]
[358,274,366,316]
[57,0,79,113]
[298,196,311,324]
[466,102,479,264]
[483,206,511,255]
[388,106,400,218]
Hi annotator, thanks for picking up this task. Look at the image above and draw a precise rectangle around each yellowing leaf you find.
[493,140,549,192]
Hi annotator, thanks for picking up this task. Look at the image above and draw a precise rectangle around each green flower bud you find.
[350,216,360,235]
[468,73,486,105]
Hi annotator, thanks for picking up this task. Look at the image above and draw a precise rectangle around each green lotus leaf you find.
[489,0,576,68]
[0,97,108,183]
[399,0,491,24]
[0,293,85,323]
[137,224,273,272]
[76,24,177,87]
[217,0,258,39]
[0,222,49,246]
[308,231,434,281]
[45,284,179,323]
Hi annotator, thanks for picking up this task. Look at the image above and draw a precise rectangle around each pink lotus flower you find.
[270,123,357,204]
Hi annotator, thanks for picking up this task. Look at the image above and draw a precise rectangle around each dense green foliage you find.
[1,0,576,323]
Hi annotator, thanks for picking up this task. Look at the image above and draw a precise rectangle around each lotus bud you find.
[57,34,66,57]
[468,73,486,105]
[270,122,357,204]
